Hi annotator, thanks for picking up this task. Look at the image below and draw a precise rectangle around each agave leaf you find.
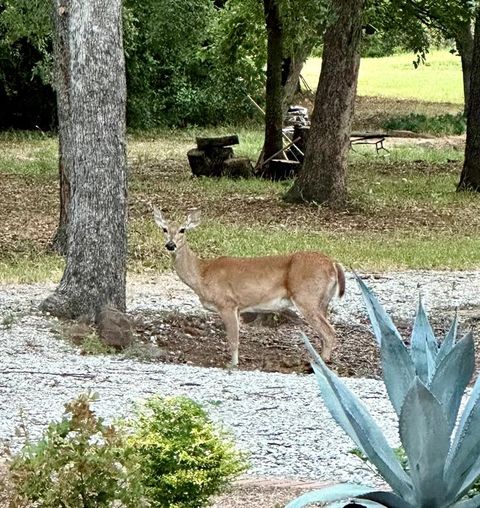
[379,325,415,417]
[456,453,480,500]
[359,491,413,508]
[399,378,450,505]
[355,274,402,346]
[410,299,438,383]
[436,313,458,366]
[446,370,480,499]
[285,484,383,508]
[305,345,413,500]
[429,333,474,433]
[450,495,480,508]
[302,334,360,441]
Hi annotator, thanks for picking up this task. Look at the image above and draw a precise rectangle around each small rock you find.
[97,307,134,350]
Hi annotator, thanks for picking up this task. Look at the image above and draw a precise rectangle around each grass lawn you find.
[0,127,479,283]
[304,50,464,104]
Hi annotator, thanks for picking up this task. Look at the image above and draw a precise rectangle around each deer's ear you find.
[184,208,201,230]
[153,207,168,230]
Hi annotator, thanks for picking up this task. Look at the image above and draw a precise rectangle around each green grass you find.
[1,119,479,283]
[0,254,64,283]
[130,221,480,273]
[304,50,464,104]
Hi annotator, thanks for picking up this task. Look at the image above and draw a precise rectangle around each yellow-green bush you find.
[128,396,248,508]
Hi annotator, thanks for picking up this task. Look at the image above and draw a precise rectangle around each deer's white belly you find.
[201,297,294,314]
[241,297,294,313]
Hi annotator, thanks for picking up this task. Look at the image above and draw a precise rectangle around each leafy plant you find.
[128,395,248,508]
[287,276,479,508]
[383,113,466,135]
[7,392,146,507]
[80,332,115,355]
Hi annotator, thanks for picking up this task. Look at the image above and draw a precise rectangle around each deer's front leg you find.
[218,307,240,368]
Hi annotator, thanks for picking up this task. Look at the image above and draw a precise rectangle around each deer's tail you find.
[335,262,346,298]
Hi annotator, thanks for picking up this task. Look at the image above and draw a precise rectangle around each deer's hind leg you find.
[218,307,240,368]
[292,298,336,362]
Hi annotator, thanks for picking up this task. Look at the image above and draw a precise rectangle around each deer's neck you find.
[172,244,204,296]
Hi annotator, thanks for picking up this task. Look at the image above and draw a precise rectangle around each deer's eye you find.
[179,228,186,234]
[162,228,168,233]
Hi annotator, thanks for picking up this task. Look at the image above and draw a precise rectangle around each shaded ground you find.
[133,307,480,379]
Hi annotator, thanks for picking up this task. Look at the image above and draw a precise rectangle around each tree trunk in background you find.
[50,0,71,255]
[458,11,480,192]
[257,0,284,176]
[285,0,365,208]
[41,0,128,318]
[455,20,474,118]
[282,42,314,111]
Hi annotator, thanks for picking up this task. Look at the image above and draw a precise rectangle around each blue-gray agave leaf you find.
[428,333,474,434]
[436,313,458,367]
[359,491,413,508]
[410,299,438,383]
[451,496,480,508]
[456,453,480,500]
[356,274,402,345]
[399,378,450,505]
[446,370,480,498]
[302,334,361,441]
[379,325,415,417]
[309,353,413,499]
[285,484,380,508]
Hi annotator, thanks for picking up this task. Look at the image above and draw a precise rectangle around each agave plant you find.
[286,276,479,508]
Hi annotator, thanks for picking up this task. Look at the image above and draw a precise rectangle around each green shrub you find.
[128,396,248,508]
[383,112,466,136]
[7,393,146,508]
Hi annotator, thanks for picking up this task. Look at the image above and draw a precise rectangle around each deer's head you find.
[153,207,201,254]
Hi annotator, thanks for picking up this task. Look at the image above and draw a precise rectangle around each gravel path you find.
[1,270,479,486]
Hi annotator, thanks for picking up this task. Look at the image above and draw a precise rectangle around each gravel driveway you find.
[1,270,479,486]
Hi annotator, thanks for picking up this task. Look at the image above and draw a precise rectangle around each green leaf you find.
[285,484,380,508]
[355,274,403,346]
[410,299,438,383]
[399,378,450,505]
[429,333,474,434]
[380,325,415,417]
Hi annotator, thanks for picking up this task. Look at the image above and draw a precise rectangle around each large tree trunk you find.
[285,0,365,208]
[458,11,480,192]
[455,20,474,118]
[50,0,71,255]
[41,0,128,319]
[257,0,284,175]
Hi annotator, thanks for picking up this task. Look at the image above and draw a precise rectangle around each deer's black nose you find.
[165,241,176,251]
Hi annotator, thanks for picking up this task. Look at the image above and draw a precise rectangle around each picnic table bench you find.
[350,132,389,154]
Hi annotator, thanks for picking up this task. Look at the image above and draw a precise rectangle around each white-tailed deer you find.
[154,208,345,368]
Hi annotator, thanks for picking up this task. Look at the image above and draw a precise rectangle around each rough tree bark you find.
[50,0,71,255]
[285,0,365,208]
[458,10,480,192]
[257,0,284,176]
[455,20,474,117]
[41,0,128,319]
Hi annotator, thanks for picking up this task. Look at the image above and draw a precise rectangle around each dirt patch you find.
[132,308,480,378]
[212,478,331,508]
